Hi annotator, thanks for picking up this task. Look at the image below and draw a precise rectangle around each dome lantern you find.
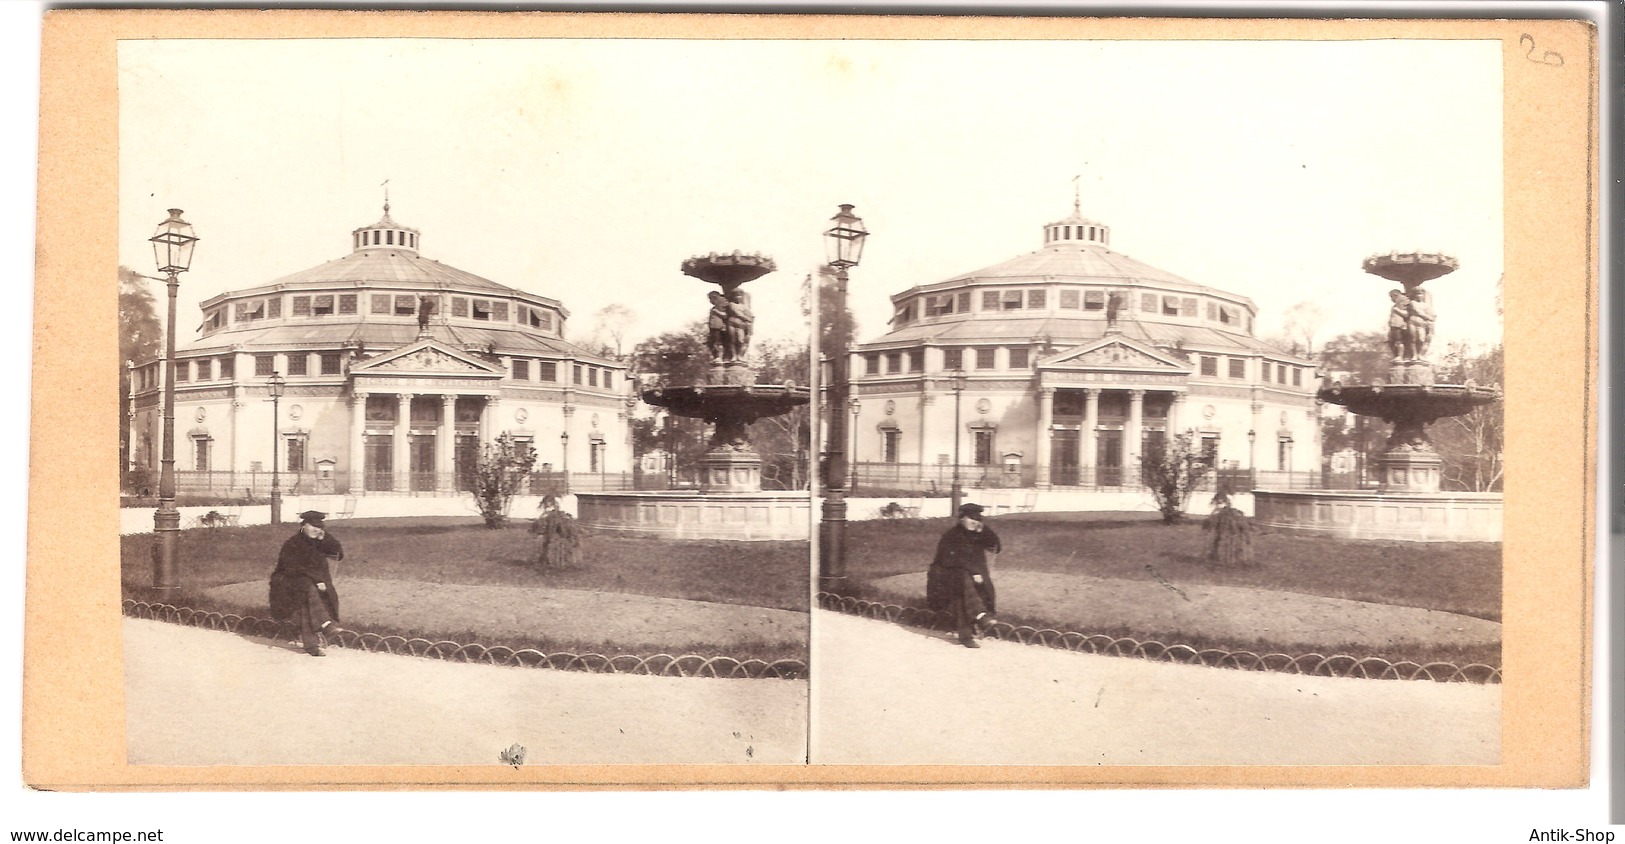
[350,197,421,255]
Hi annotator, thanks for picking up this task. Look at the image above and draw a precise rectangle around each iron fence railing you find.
[816,592,1500,684]
[124,600,806,680]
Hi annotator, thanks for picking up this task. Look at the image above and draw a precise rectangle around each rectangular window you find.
[451,297,469,318]
[266,298,281,319]
[207,309,224,330]
[589,367,599,387]
[1084,290,1105,311]
[907,349,924,372]
[1026,289,1046,309]
[539,361,558,382]
[943,348,964,370]
[320,352,341,376]
[1060,290,1080,309]
[472,300,492,321]
[1278,365,1289,385]
[926,294,954,316]
[573,364,583,385]
[1260,362,1271,383]
[1182,297,1198,317]
[981,290,1000,311]
[1200,356,1218,376]
[513,359,529,380]
[1292,367,1302,387]
[174,360,189,382]
[1208,302,1219,321]
[193,438,210,472]
[493,301,510,321]
[255,355,274,377]
[1001,290,1024,310]
[372,294,392,314]
[287,354,308,376]
[975,347,996,369]
[338,294,358,315]
[286,437,306,472]
[1008,347,1030,369]
[1229,358,1246,379]
[538,310,554,330]
[219,357,234,380]
[1142,293,1157,313]
[894,302,914,324]
[313,294,334,316]
[1162,295,1181,316]
[395,295,417,316]
[956,292,971,313]
[1219,305,1237,325]
[973,430,994,465]
[865,353,881,376]
[291,296,311,317]
[198,359,212,381]
[885,352,902,374]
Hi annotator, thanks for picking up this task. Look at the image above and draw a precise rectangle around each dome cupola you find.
[349,196,421,255]
[1042,195,1110,248]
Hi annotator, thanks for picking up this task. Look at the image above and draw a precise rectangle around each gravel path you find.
[810,611,1500,766]
[873,570,1501,651]
[124,618,808,766]
[206,578,809,654]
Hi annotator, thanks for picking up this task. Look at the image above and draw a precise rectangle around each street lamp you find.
[818,203,867,593]
[1247,428,1257,490]
[949,368,968,515]
[268,371,286,524]
[149,209,198,593]
[848,396,862,491]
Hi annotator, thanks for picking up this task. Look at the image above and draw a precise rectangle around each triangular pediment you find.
[1039,335,1193,372]
[349,338,505,377]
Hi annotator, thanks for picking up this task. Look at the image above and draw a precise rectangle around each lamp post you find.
[818,203,867,593]
[268,372,286,524]
[1247,428,1257,490]
[949,368,968,515]
[848,396,861,491]
[149,209,198,593]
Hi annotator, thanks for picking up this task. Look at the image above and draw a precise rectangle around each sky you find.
[119,37,1503,359]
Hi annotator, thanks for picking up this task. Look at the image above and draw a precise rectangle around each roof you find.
[939,242,1229,298]
[857,316,1305,360]
[177,321,614,363]
[246,248,513,294]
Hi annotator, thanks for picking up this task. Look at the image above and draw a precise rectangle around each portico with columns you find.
[347,338,506,493]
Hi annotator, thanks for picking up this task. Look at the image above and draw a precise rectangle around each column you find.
[1034,386,1055,488]
[1250,392,1263,480]
[1082,387,1099,485]
[1127,389,1145,476]
[228,387,243,491]
[481,396,503,445]
[917,393,933,482]
[349,391,368,493]
[437,394,457,492]
[1169,391,1185,437]
[394,393,414,492]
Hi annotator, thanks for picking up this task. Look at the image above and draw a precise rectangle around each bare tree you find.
[1281,300,1326,357]
[589,303,637,359]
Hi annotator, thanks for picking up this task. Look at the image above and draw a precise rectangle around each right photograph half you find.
[809,37,1504,767]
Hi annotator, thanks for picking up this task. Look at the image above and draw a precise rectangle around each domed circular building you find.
[848,203,1320,492]
[128,204,632,496]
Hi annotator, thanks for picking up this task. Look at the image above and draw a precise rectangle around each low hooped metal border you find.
[123,600,807,680]
[817,592,1501,684]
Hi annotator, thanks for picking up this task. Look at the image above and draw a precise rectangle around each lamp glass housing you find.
[268,372,286,399]
[823,204,867,268]
[149,208,198,274]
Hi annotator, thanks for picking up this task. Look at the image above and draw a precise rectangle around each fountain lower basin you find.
[576,490,809,541]
[1252,489,1501,542]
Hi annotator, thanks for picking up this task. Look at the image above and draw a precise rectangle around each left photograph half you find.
[116,38,814,766]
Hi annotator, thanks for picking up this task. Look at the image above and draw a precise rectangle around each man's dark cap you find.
[958,503,985,518]
[298,510,327,526]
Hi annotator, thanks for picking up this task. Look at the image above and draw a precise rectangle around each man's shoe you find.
[961,637,981,648]
[304,645,326,657]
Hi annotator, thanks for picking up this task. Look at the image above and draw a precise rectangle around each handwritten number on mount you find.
[1521,34,1564,67]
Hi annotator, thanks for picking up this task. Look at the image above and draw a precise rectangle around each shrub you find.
[469,433,538,528]
[1140,431,1207,524]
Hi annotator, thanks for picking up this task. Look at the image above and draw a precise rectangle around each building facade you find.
[847,205,1321,491]
[128,205,633,496]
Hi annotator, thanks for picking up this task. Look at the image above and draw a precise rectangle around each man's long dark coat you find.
[926,522,1001,628]
[269,531,343,623]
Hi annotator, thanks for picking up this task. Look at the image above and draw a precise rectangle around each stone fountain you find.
[1252,252,1503,541]
[574,252,811,541]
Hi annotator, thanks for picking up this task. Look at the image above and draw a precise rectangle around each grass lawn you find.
[122,517,809,662]
[841,513,1502,667]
